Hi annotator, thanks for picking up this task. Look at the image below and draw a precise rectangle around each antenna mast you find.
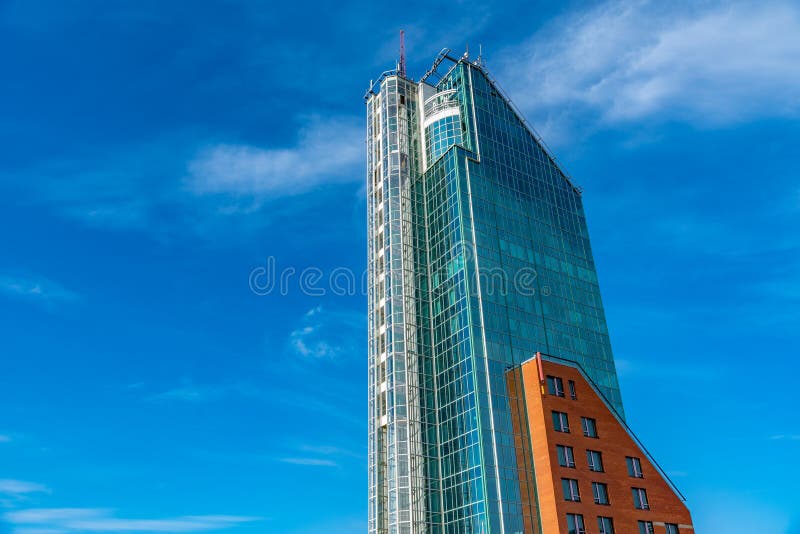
[399,30,406,77]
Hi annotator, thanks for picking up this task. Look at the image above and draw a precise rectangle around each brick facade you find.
[507,354,693,534]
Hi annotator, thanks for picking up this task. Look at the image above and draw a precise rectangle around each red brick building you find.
[507,353,693,534]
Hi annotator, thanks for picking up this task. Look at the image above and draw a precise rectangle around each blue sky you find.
[0,0,798,532]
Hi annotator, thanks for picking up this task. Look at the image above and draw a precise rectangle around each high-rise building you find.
[365,48,690,534]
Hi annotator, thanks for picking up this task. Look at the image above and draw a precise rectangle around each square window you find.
[666,524,679,534]
[597,516,615,534]
[638,521,655,534]
[547,376,565,397]
[632,487,650,510]
[587,450,604,472]
[562,478,581,502]
[553,411,570,433]
[592,482,609,505]
[557,445,576,468]
[567,513,586,534]
[581,417,598,438]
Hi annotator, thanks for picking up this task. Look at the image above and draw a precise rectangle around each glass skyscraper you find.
[366,49,624,534]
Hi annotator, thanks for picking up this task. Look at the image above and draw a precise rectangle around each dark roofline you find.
[421,51,583,196]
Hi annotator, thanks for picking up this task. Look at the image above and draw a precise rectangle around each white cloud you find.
[287,306,363,359]
[500,0,800,128]
[146,383,225,403]
[277,457,338,467]
[186,116,363,199]
[3,115,364,237]
[297,444,360,458]
[146,381,262,403]
[13,528,67,534]
[5,509,259,533]
[0,480,49,496]
[274,443,363,468]
[769,434,800,441]
[0,275,79,304]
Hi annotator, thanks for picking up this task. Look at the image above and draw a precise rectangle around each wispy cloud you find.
[0,275,79,305]
[500,0,800,133]
[186,116,362,201]
[769,434,800,441]
[0,480,50,496]
[277,457,338,467]
[3,115,363,236]
[274,443,361,468]
[288,306,363,359]
[5,508,259,533]
[297,444,361,458]
[145,381,261,403]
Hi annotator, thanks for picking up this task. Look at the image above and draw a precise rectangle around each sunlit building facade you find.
[365,50,672,534]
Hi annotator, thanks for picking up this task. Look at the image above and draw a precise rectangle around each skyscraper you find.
[365,48,689,534]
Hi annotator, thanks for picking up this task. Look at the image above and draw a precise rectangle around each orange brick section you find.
[507,356,693,534]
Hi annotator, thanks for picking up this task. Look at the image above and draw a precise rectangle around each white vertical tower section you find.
[417,82,436,172]
[367,74,426,534]
[418,82,462,170]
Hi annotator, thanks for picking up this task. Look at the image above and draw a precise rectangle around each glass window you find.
[626,456,644,478]
[557,445,576,468]
[553,411,570,433]
[665,524,679,534]
[567,513,586,534]
[587,450,604,472]
[581,416,598,438]
[638,521,655,534]
[592,482,609,505]
[597,516,615,534]
[562,478,581,502]
[568,379,577,399]
[632,487,650,510]
[547,375,565,397]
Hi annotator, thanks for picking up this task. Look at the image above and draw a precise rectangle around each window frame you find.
[568,379,577,399]
[592,481,609,505]
[566,513,586,534]
[581,416,598,438]
[597,516,615,534]
[557,444,576,468]
[626,456,644,478]
[547,375,565,397]
[552,411,570,433]
[632,487,650,510]
[561,478,581,502]
[638,520,655,534]
[587,449,604,472]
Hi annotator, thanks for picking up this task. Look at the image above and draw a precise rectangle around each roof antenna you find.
[477,43,483,65]
[399,30,406,77]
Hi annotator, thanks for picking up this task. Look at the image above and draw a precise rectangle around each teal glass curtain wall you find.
[366,53,624,534]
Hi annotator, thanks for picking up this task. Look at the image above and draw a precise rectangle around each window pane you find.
[547,376,565,397]
[553,411,570,432]
[627,456,643,477]
[581,417,597,437]
[587,450,604,472]
[598,516,614,534]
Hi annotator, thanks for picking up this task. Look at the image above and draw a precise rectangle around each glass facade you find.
[366,52,623,534]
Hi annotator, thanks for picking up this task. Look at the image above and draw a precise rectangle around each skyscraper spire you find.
[398,30,406,77]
